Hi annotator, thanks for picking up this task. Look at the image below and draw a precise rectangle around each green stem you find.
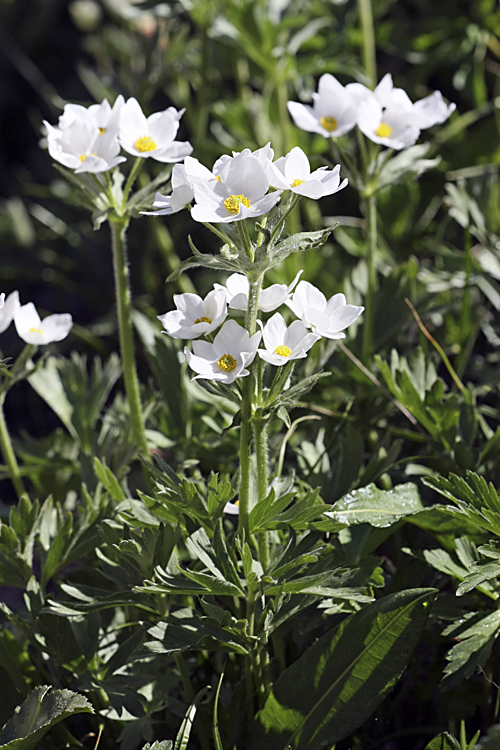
[238,220,254,261]
[361,194,378,363]
[238,276,263,540]
[109,215,150,459]
[202,221,237,251]
[358,0,377,89]
[253,416,270,572]
[0,393,27,500]
[122,157,144,212]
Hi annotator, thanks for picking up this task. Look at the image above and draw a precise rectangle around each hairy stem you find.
[361,194,378,363]
[358,0,377,89]
[0,393,26,500]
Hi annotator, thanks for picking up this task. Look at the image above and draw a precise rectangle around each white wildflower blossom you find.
[287,281,364,339]
[184,319,261,384]
[258,313,320,365]
[14,303,73,345]
[287,74,359,138]
[0,291,20,334]
[215,272,302,313]
[270,147,347,198]
[157,289,228,339]
[118,97,192,162]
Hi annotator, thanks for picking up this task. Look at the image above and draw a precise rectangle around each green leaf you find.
[326,482,423,527]
[424,733,461,750]
[174,687,210,750]
[442,610,500,688]
[254,588,436,750]
[0,686,93,750]
[142,743,173,750]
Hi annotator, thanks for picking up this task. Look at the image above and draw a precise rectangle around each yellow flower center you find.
[194,316,212,324]
[134,135,157,152]
[292,179,305,187]
[320,116,338,132]
[99,127,107,135]
[224,194,251,214]
[275,345,291,357]
[28,327,43,335]
[79,154,87,162]
[217,353,237,372]
[375,122,393,138]
[235,500,239,507]
[215,175,221,181]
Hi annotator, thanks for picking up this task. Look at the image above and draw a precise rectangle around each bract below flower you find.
[118,97,192,162]
[215,272,302,314]
[190,152,282,223]
[184,319,261,384]
[0,291,20,334]
[287,281,364,339]
[258,313,320,366]
[270,147,347,199]
[14,303,73,345]
[287,74,359,138]
[157,289,227,339]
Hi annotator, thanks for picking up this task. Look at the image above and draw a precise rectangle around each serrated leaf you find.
[325,482,423,527]
[0,686,93,750]
[254,589,435,750]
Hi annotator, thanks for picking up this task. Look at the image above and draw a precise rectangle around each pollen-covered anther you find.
[320,116,338,132]
[292,179,305,187]
[194,316,212,325]
[79,154,87,162]
[217,353,237,371]
[275,345,291,357]
[224,194,251,214]
[98,127,106,135]
[375,122,393,138]
[28,327,43,335]
[134,135,157,152]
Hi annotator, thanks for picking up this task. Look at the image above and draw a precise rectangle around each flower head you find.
[14,303,73,345]
[184,319,261,383]
[287,74,359,138]
[0,291,20,334]
[215,272,302,313]
[270,147,347,199]
[45,119,126,173]
[158,289,227,339]
[287,281,364,339]
[118,97,192,162]
[190,151,282,223]
[258,313,320,365]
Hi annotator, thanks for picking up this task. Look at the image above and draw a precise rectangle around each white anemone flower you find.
[0,291,20,334]
[118,97,192,162]
[412,90,456,129]
[258,313,320,366]
[57,96,125,137]
[215,271,302,313]
[287,74,359,138]
[184,319,261,384]
[224,500,240,515]
[270,147,348,199]
[14,303,73,345]
[190,152,282,223]
[157,289,227,339]
[45,119,126,173]
[287,281,364,339]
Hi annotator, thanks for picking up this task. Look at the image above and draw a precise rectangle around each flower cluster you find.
[0,291,73,345]
[158,278,363,384]
[44,96,192,173]
[287,73,455,150]
[144,144,347,222]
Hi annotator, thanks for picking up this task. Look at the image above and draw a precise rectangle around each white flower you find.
[0,294,4,309]
[270,147,348,199]
[118,98,192,162]
[45,119,126,173]
[412,90,456,129]
[190,151,282,223]
[184,319,261,384]
[140,155,224,216]
[224,500,240,515]
[157,289,227,339]
[57,96,125,137]
[0,291,20,334]
[258,313,320,365]
[287,74,359,138]
[215,271,302,313]
[14,303,73,345]
[287,281,364,339]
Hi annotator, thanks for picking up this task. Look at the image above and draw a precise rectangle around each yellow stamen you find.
[194,316,212,324]
[79,154,87,162]
[134,135,157,152]
[215,175,221,181]
[99,127,106,135]
[320,116,338,132]
[235,500,239,507]
[224,194,251,214]
[217,353,237,372]
[28,327,43,335]
[292,179,305,187]
[275,345,291,357]
[375,122,393,138]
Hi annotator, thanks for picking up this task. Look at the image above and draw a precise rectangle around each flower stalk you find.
[0,393,26,500]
